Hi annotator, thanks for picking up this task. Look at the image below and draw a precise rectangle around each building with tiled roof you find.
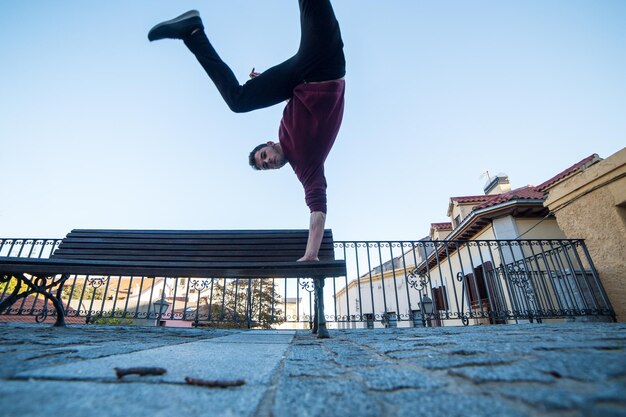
[404,152,609,326]
[542,148,626,321]
[334,152,612,329]
[439,154,602,241]
[0,295,83,324]
[429,222,452,240]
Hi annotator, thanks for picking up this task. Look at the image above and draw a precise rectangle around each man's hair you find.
[248,143,266,170]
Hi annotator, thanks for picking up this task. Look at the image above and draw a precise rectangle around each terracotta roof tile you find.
[450,195,491,204]
[472,186,545,210]
[430,222,453,230]
[447,154,601,214]
[535,154,601,191]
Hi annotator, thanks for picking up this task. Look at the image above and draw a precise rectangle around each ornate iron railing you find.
[0,237,616,327]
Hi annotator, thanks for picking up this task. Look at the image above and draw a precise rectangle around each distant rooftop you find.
[449,153,601,213]
[430,222,452,230]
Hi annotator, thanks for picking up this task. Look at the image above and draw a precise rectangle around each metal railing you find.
[0,237,616,327]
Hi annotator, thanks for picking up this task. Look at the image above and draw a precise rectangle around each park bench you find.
[0,229,346,338]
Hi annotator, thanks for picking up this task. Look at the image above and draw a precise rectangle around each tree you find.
[194,278,285,329]
[90,309,134,325]
[0,276,28,298]
[61,282,105,301]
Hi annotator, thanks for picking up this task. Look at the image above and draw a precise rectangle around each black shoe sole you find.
[148,10,201,41]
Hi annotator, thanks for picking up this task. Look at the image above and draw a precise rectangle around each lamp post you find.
[420,295,434,327]
[153,296,170,327]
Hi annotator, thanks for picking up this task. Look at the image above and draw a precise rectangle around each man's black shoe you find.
[148,10,203,41]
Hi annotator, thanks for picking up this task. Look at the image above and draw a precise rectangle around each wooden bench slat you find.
[65,234,318,240]
[52,254,334,262]
[55,242,336,251]
[53,248,335,255]
[59,238,334,246]
[53,244,336,251]
[0,257,347,278]
[67,230,332,239]
[60,237,315,244]
[50,255,335,262]
[69,229,329,235]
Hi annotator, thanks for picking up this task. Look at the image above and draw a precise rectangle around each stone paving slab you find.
[0,323,233,378]
[17,330,294,384]
[1,324,293,417]
[0,379,268,417]
[1,322,625,417]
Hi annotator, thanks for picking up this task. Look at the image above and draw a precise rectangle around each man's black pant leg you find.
[297,0,346,82]
[184,31,296,113]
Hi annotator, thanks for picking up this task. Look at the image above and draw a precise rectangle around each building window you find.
[432,285,448,311]
[465,272,488,309]
[464,262,498,309]
[454,215,462,228]
[464,262,506,324]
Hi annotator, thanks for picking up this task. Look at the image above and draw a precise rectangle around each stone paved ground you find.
[275,323,626,417]
[0,322,625,417]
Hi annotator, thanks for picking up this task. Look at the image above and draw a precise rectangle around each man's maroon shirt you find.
[278,79,345,214]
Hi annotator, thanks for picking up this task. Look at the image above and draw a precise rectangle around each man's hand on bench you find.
[300,211,326,262]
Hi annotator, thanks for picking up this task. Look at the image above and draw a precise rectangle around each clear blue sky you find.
[1,0,625,241]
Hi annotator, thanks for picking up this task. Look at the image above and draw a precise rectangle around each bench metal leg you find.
[0,273,68,327]
[313,277,329,339]
[312,308,318,334]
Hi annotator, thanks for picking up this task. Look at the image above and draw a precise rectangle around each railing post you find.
[246,280,253,329]
[578,240,617,322]
[411,310,422,327]
[383,312,397,328]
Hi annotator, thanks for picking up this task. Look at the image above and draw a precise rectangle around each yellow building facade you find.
[544,147,626,321]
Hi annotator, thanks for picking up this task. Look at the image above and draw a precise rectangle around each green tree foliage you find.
[0,276,28,297]
[90,309,134,325]
[193,279,285,329]
[61,282,105,301]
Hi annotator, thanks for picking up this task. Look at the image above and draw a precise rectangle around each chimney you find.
[484,174,511,195]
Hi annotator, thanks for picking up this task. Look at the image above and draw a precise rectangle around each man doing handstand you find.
[148,0,345,262]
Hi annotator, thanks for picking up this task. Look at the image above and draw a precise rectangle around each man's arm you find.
[298,211,326,262]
